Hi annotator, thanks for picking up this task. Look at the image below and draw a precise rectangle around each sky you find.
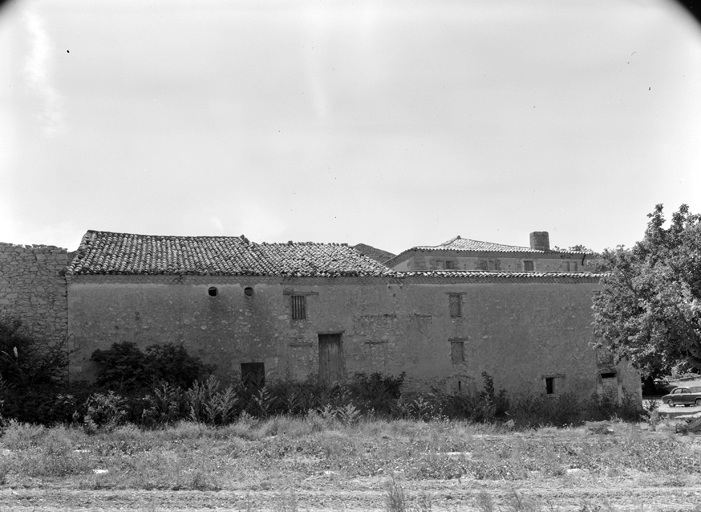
[1,0,701,254]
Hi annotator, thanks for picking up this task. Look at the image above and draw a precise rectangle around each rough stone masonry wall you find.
[0,243,68,345]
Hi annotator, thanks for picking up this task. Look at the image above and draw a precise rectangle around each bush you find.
[90,341,214,391]
[0,382,92,425]
[0,317,69,387]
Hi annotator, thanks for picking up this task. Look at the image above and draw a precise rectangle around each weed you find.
[385,476,407,512]
[1,420,45,450]
[504,489,541,512]
[474,491,496,512]
[83,391,128,432]
[186,375,239,425]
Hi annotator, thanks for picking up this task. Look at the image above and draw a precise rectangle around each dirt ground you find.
[1,480,701,511]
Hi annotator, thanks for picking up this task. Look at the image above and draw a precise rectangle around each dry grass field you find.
[1,415,701,512]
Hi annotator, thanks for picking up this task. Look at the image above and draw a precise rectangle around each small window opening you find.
[244,287,254,297]
[449,294,462,318]
[601,372,616,379]
[208,287,218,297]
[523,261,534,272]
[445,260,457,270]
[291,295,306,320]
[451,341,465,364]
[545,377,555,394]
[241,362,265,388]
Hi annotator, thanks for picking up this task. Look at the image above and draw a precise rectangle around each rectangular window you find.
[291,295,306,320]
[451,341,465,364]
[523,260,534,272]
[545,377,555,394]
[241,362,265,388]
[449,294,462,318]
[477,260,489,271]
[572,262,578,271]
[445,260,457,270]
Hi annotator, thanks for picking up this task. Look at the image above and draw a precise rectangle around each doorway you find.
[318,333,344,385]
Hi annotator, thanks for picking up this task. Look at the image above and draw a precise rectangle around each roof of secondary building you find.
[67,230,395,277]
[352,243,396,264]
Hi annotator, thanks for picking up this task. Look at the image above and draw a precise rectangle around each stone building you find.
[65,230,639,402]
[0,242,68,346]
[386,232,590,273]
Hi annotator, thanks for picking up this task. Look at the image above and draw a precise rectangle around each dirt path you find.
[1,482,700,511]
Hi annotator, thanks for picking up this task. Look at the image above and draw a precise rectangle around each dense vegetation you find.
[0,327,642,429]
[594,204,701,379]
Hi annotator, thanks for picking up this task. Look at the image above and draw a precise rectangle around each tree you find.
[593,204,701,378]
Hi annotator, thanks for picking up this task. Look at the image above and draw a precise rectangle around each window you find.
[545,377,555,394]
[445,260,457,270]
[523,260,534,272]
[208,286,218,297]
[244,287,254,297]
[488,260,500,271]
[451,341,465,364]
[449,294,462,318]
[291,295,306,320]
[477,260,489,271]
[563,261,578,272]
[241,362,265,388]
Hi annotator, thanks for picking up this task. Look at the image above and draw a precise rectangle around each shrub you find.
[0,317,69,388]
[90,341,150,391]
[347,372,405,416]
[145,344,216,389]
[0,382,92,425]
[91,341,214,391]
[186,376,239,425]
[83,391,128,432]
[509,391,581,427]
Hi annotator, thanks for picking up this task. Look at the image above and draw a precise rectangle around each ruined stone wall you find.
[0,243,68,344]
[67,275,640,402]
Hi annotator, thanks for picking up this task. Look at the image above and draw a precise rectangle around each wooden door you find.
[318,333,344,385]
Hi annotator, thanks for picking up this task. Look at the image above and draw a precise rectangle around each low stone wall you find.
[0,242,68,345]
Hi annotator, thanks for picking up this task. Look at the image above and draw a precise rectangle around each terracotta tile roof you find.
[415,236,547,253]
[399,270,603,281]
[352,243,396,264]
[67,231,394,277]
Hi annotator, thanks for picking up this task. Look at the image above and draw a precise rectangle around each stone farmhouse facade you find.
[59,230,640,402]
[386,232,591,273]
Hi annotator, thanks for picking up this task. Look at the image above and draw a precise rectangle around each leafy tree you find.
[593,204,701,377]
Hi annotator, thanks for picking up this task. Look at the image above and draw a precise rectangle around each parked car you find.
[661,386,701,407]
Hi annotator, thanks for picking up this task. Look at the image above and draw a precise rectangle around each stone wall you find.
[0,243,68,344]
[67,274,641,402]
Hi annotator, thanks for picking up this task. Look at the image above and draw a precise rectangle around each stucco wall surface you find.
[67,275,640,402]
[0,243,68,345]
[394,252,587,273]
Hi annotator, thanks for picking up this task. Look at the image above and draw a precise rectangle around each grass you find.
[0,417,700,510]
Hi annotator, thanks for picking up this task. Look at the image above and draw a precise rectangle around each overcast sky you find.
[1,0,700,254]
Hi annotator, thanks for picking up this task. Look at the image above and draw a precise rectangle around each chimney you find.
[529,231,550,251]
